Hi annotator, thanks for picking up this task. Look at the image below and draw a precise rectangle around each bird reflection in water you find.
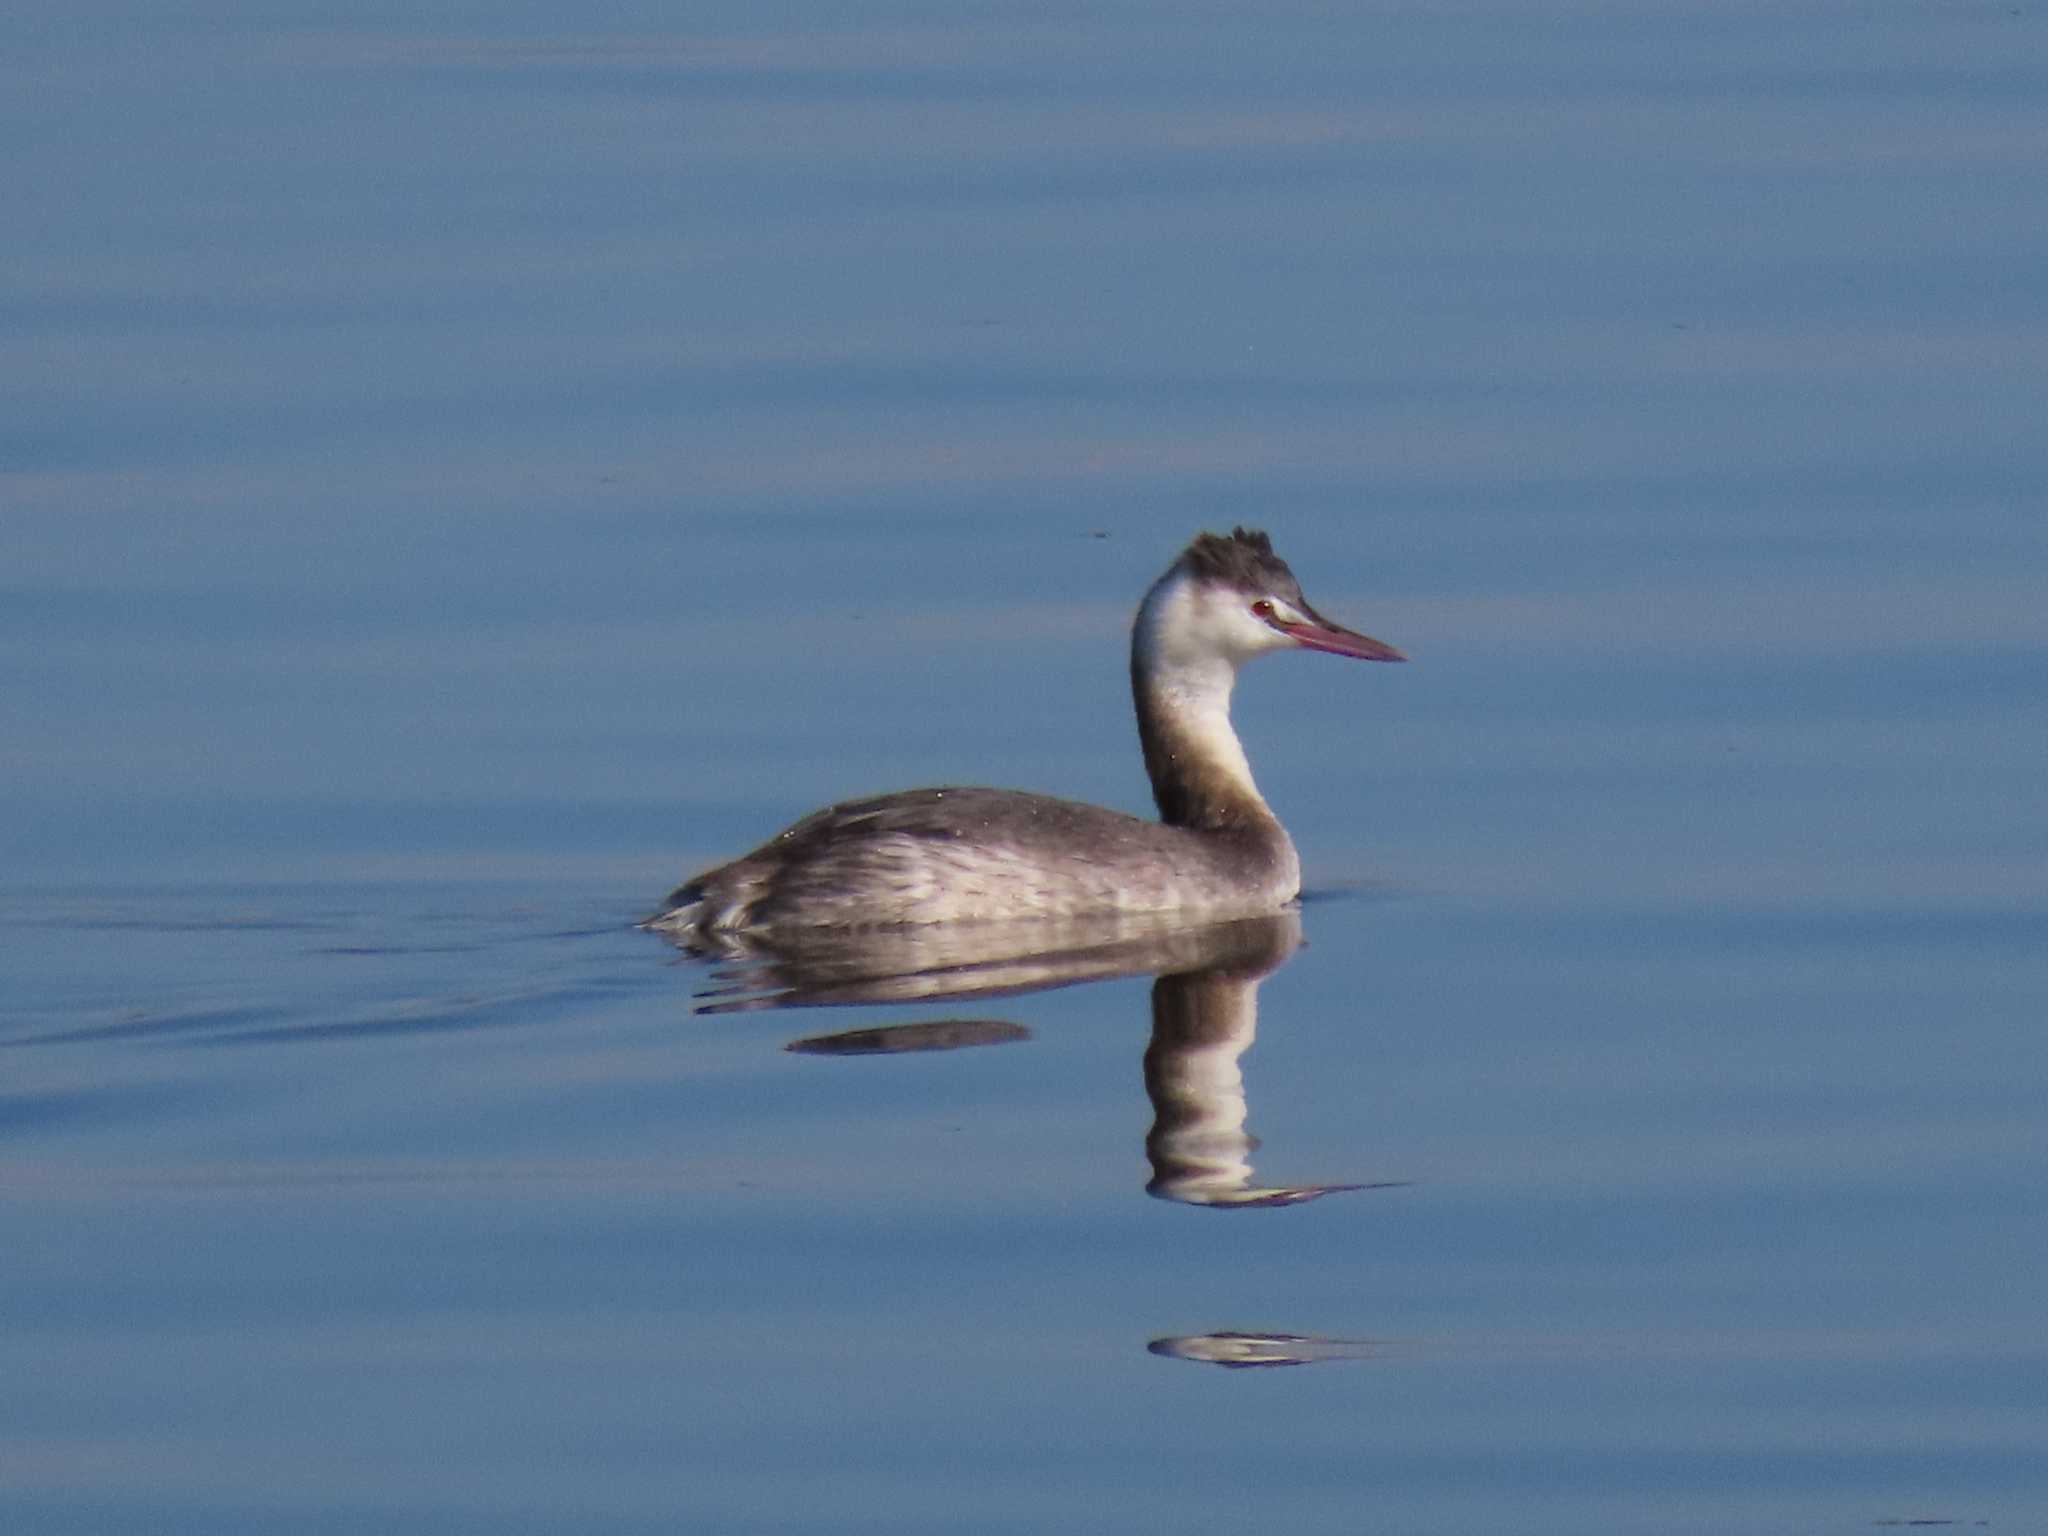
[784,1018,1032,1055]
[1146,1331,1382,1369]
[665,907,1403,1211]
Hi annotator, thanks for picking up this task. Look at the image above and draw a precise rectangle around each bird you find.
[644,527,1404,935]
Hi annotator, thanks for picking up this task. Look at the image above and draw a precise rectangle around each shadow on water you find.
[655,906,1405,1365]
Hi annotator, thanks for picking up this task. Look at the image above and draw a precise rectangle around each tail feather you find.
[639,880,706,932]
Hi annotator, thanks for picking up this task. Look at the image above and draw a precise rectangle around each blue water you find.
[5,2,2046,1530]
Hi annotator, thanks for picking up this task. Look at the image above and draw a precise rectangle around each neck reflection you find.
[1142,922,1380,1208]
[674,907,1395,1210]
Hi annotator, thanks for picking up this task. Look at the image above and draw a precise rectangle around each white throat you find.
[1131,570,1274,818]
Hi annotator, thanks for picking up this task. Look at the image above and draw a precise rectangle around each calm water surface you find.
[5,1,2046,1531]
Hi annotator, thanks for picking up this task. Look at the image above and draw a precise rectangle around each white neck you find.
[1130,571,1276,830]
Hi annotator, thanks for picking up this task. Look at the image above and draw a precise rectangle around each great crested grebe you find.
[645,528,1404,934]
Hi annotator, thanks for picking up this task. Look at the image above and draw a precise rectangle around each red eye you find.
[1251,599,1275,618]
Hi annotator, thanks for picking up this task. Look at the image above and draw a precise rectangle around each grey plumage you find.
[652,787,1297,931]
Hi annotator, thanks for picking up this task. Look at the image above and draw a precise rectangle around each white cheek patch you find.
[1136,568,1302,672]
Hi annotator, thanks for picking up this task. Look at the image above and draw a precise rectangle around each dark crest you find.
[1178,527,1303,602]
